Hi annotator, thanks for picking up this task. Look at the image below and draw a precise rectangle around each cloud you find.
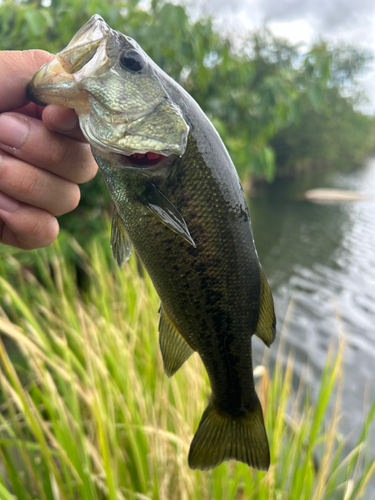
[192,0,375,45]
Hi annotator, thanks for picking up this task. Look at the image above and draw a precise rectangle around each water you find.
[249,158,375,459]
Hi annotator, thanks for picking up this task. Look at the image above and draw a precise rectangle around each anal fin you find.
[110,208,132,269]
[159,306,194,377]
[254,267,276,347]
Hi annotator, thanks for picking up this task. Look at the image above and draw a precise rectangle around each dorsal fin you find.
[110,208,132,269]
[254,267,276,347]
[159,306,195,377]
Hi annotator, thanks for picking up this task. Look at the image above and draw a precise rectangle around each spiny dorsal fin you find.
[254,267,276,347]
[188,396,270,471]
[159,306,195,377]
[139,183,196,248]
[110,208,132,269]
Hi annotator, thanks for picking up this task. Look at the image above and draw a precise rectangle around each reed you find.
[0,234,373,499]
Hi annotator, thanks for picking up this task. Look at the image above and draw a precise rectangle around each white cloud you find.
[268,19,314,45]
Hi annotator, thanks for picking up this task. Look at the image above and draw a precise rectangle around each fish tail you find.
[188,397,270,471]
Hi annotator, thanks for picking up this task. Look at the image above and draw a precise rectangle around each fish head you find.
[27,15,189,165]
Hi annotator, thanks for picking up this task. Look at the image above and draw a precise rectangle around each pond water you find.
[249,158,375,463]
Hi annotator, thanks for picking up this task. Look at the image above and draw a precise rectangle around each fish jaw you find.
[57,14,109,73]
[27,14,108,108]
[27,14,189,161]
[27,57,87,108]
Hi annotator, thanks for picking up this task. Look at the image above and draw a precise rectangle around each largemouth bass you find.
[27,15,276,471]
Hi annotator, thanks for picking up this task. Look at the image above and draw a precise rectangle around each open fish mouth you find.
[27,14,109,108]
[27,14,189,161]
[127,152,166,166]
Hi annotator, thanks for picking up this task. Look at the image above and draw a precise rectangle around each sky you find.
[183,0,375,113]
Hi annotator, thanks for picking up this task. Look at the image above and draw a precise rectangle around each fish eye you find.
[120,50,144,72]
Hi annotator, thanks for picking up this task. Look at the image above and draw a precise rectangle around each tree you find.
[1,0,373,238]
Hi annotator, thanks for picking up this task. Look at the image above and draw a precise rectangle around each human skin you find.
[0,50,98,250]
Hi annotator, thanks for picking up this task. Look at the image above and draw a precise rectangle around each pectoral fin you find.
[139,183,196,248]
[110,208,132,269]
[254,267,276,347]
[159,306,195,377]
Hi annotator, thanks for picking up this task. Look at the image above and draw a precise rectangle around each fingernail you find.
[0,192,19,213]
[0,115,29,150]
[49,107,79,132]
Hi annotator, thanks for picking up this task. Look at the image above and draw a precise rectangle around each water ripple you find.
[250,158,375,463]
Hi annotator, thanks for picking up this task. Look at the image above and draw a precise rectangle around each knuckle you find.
[56,185,81,215]
[0,152,16,185]
[42,137,95,185]
[0,155,10,184]
[17,169,41,198]
[38,134,97,185]
[0,154,43,199]
[70,185,81,211]
[43,134,68,169]
[73,146,97,184]
[26,214,59,246]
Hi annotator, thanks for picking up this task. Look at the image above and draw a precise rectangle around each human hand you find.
[0,50,98,250]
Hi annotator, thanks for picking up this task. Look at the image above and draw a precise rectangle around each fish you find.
[27,15,276,471]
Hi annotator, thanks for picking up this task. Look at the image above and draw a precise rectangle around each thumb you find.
[42,105,88,142]
[0,50,54,113]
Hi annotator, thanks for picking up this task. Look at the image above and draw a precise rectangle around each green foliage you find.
[270,88,375,174]
[0,0,374,238]
[0,232,374,499]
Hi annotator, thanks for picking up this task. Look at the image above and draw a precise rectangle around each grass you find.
[0,232,374,499]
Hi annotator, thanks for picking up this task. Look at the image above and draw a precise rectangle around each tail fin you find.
[188,398,270,471]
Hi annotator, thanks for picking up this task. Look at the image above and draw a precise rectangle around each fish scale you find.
[27,14,276,471]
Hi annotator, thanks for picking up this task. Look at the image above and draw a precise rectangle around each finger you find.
[15,102,44,120]
[42,105,87,142]
[0,150,80,216]
[0,50,54,113]
[0,192,59,250]
[0,112,97,184]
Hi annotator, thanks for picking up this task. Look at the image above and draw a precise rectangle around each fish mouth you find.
[27,15,109,108]
[116,151,173,174]
[127,152,166,167]
[27,15,189,161]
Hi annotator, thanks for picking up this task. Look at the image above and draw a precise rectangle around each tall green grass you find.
[0,234,374,499]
